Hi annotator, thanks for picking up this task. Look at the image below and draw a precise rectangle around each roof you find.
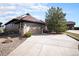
[67,21,75,25]
[5,13,45,25]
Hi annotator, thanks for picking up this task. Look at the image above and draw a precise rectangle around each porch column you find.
[19,22,23,36]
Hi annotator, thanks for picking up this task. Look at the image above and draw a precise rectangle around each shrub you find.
[23,32,32,38]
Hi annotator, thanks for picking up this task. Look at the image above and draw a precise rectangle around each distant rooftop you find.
[67,21,75,25]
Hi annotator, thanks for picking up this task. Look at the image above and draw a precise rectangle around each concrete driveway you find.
[8,34,79,56]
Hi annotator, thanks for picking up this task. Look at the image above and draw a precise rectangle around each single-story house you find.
[5,13,45,35]
[5,13,75,35]
[67,21,75,30]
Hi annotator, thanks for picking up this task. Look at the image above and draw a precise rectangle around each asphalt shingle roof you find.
[5,13,45,25]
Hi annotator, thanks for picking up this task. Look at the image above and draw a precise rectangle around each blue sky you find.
[0,3,79,27]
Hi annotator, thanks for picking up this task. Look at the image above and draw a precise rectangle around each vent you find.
[26,13,30,16]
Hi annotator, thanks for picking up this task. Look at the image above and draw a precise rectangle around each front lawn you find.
[65,32,79,41]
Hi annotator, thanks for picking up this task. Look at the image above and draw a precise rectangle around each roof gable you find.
[5,13,45,25]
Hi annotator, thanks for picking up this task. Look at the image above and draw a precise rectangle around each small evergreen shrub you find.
[23,32,32,38]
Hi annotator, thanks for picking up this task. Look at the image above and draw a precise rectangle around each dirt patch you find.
[2,39,13,44]
[0,37,26,56]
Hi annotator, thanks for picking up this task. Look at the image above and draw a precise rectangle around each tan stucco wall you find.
[5,22,44,35]
[23,22,44,35]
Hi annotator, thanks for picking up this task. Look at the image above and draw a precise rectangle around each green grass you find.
[65,32,79,41]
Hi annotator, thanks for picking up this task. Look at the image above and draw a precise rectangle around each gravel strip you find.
[0,37,26,56]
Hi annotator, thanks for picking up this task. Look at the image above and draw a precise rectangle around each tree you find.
[45,7,67,33]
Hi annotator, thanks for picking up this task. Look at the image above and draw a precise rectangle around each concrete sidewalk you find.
[8,34,79,56]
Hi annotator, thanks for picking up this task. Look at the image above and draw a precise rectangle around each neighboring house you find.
[67,21,75,30]
[5,13,45,35]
